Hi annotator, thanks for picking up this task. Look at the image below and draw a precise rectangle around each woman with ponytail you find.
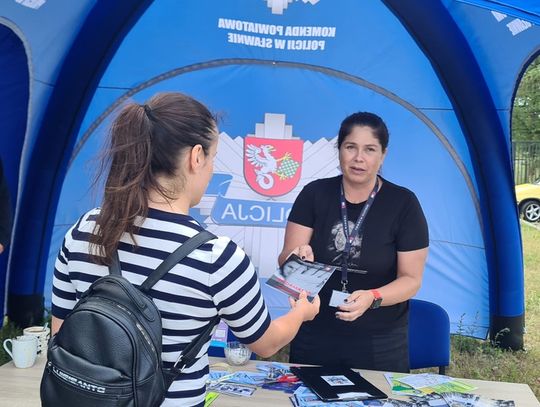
[50,92,319,406]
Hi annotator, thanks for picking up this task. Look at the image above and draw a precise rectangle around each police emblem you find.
[244,137,303,196]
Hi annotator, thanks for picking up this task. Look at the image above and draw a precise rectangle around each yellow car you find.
[516,179,540,222]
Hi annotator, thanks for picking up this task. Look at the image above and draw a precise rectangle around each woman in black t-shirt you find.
[278,112,429,372]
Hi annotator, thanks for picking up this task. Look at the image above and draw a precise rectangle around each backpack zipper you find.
[114,301,157,355]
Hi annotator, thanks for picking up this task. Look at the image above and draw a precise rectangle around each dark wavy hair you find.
[90,92,216,265]
[337,112,389,151]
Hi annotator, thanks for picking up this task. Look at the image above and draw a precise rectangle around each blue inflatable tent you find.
[1,0,538,349]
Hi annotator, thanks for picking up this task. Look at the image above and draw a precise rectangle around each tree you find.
[513,56,540,142]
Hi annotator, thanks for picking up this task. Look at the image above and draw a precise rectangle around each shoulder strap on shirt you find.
[140,230,216,292]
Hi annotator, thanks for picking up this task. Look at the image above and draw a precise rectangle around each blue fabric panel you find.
[447,1,540,111]
[384,0,524,319]
[0,1,95,83]
[456,0,540,24]
[47,64,486,337]
[9,1,153,296]
[100,0,453,111]
[419,240,489,337]
[18,80,54,183]
[0,24,29,313]
[419,110,479,194]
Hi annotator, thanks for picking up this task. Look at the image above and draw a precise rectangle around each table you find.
[0,356,538,406]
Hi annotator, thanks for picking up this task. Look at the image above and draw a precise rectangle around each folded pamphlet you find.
[266,254,336,300]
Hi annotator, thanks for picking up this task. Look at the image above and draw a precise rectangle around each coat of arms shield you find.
[244,137,304,197]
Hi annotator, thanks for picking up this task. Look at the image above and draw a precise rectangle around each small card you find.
[262,381,302,393]
[321,375,355,386]
[212,382,256,397]
[338,392,374,399]
[329,290,349,307]
[204,391,219,407]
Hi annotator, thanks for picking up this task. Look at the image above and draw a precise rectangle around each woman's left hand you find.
[335,290,375,322]
[288,244,314,262]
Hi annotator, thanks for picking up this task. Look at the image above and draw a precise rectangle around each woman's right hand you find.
[249,290,321,358]
[289,290,320,321]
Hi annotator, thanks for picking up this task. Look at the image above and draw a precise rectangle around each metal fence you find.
[512,141,540,185]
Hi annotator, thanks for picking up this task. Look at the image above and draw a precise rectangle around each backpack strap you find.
[164,314,221,387]
[108,230,216,288]
[140,229,216,293]
[109,251,122,276]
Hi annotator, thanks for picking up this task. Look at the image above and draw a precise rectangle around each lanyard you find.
[339,177,379,292]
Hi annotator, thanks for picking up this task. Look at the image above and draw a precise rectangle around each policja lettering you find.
[220,202,291,225]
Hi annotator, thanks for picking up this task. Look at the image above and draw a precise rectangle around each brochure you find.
[203,391,219,407]
[383,373,424,396]
[290,385,384,406]
[440,392,515,407]
[395,373,452,389]
[394,373,477,394]
[266,254,337,300]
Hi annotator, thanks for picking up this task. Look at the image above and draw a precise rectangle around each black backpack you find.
[41,230,219,407]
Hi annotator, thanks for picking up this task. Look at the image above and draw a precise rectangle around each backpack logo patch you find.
[50,363,107,394]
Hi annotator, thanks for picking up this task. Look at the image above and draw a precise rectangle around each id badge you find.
[329,290,349,307]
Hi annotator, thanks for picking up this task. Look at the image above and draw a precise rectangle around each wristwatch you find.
[370,289,382,309]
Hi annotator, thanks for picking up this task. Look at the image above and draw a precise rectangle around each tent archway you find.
[2,0,538,349]
[0,21,29,315]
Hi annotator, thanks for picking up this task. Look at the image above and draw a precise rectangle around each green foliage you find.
[446,222,540,398]
[513,56,540,141]
[448,335,539,396]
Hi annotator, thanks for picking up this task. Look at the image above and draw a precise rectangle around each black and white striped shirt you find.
[52,207,271,406]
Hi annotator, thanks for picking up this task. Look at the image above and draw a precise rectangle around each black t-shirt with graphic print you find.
[288,175,429,333]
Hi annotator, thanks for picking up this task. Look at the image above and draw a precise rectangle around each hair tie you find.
[142,104,156,121]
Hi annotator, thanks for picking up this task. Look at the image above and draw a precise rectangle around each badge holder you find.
[329,290,349,308]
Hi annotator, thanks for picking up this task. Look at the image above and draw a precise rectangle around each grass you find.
[1,223,539,398]
[443,221,540,397]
